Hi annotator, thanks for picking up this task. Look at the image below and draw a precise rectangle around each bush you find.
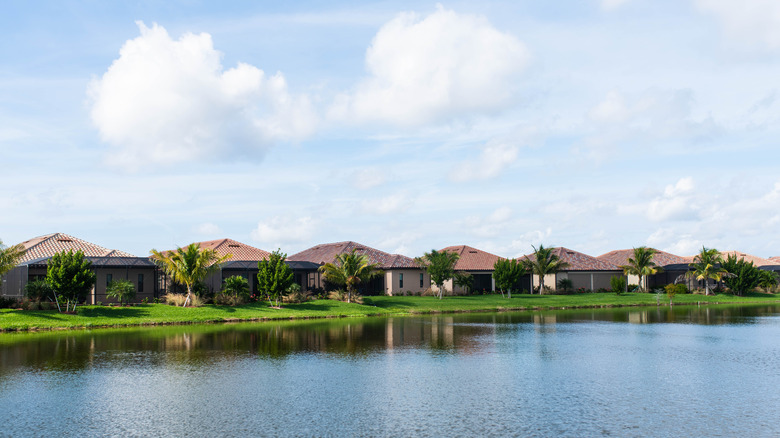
[214,293,247,306]
[627,284,640,292]
[557,278,573,292]
[610,276,627,294]
[25,279,54,302]
[164,293,187,306]
[328,289,363,304]
[665,283,689,295]
[106,280,137,305]
[215,276,250,306]
[284,284,313,304]
[0,296,19,308]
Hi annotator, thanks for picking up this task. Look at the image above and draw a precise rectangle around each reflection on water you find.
[1,304,779,437]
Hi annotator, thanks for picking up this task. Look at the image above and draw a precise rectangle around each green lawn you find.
[1,292,778,332]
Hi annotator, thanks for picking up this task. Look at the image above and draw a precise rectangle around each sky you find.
[2,0,780,260]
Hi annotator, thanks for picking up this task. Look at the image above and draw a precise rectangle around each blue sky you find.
[2,0,779,259]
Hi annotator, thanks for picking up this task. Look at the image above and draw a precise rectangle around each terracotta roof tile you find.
[15,233,135,262]
[597,248,687,267]
[289,241,417,269]
[440,245,502,271]
[191,238,271,261]
[719,251,774,267]
[519,247,620,271]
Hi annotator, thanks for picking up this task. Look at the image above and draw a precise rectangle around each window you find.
[106,274,112,286]
[138,274,144,292]
[420,273,424,288]
[399,273,404,289]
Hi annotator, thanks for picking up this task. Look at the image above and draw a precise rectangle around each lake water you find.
[1,304,779,437]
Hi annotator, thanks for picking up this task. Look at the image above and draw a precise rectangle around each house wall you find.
[385,269,429,296]
[432,271,495,295]
[92,268,156,304]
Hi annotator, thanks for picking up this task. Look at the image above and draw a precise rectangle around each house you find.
[1,233,157,304]
[597,248,688,289]
[288,241,426,296]
[438,245,503,294]
[521,247,622,292]
[157,238,321,295]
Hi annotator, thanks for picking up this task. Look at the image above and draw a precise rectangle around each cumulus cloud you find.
[330,5,529,126]
[463,206,514,238]
[694,0,780,49]
[450,142,519,182]
[251,216,316,246]
[647,228,702,256]
[88,22,316,169]
[646,177,698,221]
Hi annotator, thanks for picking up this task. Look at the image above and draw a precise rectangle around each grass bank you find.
[1,292,778,332]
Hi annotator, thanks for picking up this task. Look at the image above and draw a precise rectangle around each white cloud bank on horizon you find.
[330,5,529,126]
[88,22,316,169]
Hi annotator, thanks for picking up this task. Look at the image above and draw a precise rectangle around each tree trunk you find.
[508,288,511,299]
[539,276,544,295]
[184,285,192,307]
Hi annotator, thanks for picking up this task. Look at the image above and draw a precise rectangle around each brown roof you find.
[289,241,417,269]
[189,238,271,261]
[719,251,774,267]
[440,245,502,271]
[770,256,780,263]
[15,233,135,262]
[519,247,620,271]
[597,248,687,267]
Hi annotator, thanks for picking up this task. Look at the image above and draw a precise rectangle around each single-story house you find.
[158,238,321,295]
[1,233,157,304]
[288,241,427,296]
[437,245,503,295]
[521,247,623,292]
[597,248,689,289]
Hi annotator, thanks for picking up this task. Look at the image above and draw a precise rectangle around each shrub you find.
[0,296,19,308]
[215,276,250,306]
[164,293,187,306]
[610,276,627,295]
[214,293,246,306]
[557,278,573,292]
[284,284,313,304]
[25,279,54,302]
[328,289,363,304]
[627,284,640,292]
[106,280,137,305]
[141,297,149,304]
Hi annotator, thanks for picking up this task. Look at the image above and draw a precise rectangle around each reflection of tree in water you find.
[1,305,776,374]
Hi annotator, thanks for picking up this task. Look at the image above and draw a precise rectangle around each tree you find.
[46,249,96,312]
[758,270,778,289]
[319,249,381,304]
[25,279,54,302]
[453,272,474,295]
[0,238,24,293]
[106,280,136,305]
[686,247,728,296]
[493,258,525,298]
[620,247,662,292]
[150,243,231,307]
[257,250,294,307]
[722,255,761,295]
[610,275,627,295]
[523,245,569,294]
[415,249,459,299]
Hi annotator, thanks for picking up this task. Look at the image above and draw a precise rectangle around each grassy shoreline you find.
[1,292,779,332]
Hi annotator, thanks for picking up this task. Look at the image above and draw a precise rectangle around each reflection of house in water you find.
[628,311,650,324]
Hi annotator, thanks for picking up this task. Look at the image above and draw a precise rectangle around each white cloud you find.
[361,193,411,215]
[463,206,514,239]
[251,216,316,246]
[647,177,698,221]
[193,222,221,235]
[450,142,519,182]
[647,228,702,256]
[330,5,529,126]
[695,0,780,49]
[600,0,631,11]
[88,22,316,169]
[354,168,386,189]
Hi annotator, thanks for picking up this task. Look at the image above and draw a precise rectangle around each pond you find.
[1,304,779,437]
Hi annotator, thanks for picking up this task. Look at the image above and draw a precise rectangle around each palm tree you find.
[415,249,460,299]
[318,249,382,303]
[620,247,662,292]
[523,245,569,294]
[150,243,232,307]
[0,238,25,278]
[686,247,727,296]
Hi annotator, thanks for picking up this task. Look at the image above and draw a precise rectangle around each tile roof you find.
[191,238,271,261]
[519,247,620,271]
[289,241,418,269]
[440,245,502,271]
[597,248,687,267]
[15,233,135,263]
[719,251,774,267]
[770,256,780,263]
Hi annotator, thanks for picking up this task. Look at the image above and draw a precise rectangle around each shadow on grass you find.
[2,310,65,320]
